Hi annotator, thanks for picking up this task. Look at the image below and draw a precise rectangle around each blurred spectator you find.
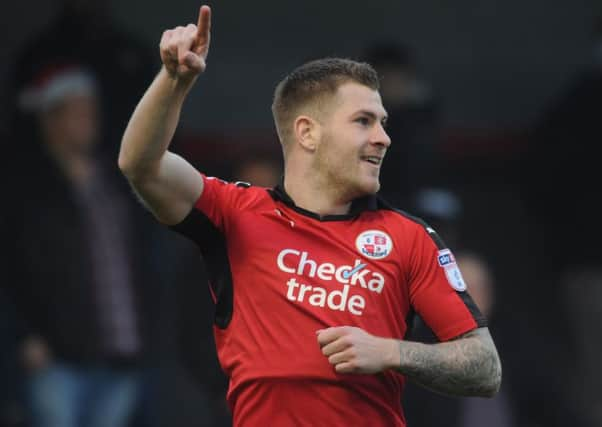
[519,16,602,427]
[5,0,157,157]
[0,64,160,427]
[403,187,515,427]
[406,185,588,427]
[361,41,443,208]
[523,16,602,273]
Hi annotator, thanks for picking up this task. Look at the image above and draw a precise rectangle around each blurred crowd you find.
[1,1,600,427]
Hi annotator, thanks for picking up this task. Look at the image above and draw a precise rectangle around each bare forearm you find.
[118,67,196,178]
[397,328,501,397]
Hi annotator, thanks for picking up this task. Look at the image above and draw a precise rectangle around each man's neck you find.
[282,173,352,217]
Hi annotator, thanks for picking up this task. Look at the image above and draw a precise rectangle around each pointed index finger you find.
[196,5,211,43]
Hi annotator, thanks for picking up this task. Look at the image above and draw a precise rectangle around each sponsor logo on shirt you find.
[276,249,386,316]
[355,230,393,260]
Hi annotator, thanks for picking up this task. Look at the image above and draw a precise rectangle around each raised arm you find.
[118,5,212,225]
[317,326,502,397]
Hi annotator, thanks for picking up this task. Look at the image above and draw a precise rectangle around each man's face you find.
[314,82,391,200]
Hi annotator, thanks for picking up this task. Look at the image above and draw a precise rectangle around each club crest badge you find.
[355,230,393,260]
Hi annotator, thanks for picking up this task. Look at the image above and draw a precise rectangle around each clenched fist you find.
[317,326,400,374]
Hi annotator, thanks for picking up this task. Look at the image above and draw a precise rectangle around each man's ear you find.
[293,115,320,151]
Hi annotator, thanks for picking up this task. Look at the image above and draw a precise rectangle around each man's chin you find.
[356,180,380,197]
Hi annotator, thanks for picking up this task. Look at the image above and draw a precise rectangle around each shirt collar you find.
[268,178,378,221]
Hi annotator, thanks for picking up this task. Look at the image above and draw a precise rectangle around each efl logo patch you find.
[437,249,456,266]
[437,249,467,292]
[355,230,393,260]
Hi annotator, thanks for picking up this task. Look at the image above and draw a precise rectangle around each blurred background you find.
[1,0,601,426]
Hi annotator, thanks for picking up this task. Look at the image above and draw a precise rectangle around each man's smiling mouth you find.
[361,156,382,165]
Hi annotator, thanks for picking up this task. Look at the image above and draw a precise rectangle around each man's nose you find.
[372,123,391,148]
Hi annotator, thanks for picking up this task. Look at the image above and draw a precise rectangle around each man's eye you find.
[356,117,370,126]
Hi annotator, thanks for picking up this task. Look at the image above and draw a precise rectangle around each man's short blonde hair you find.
[271,58,379,150]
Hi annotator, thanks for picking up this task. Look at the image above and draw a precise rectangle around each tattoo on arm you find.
[397,327,502,397]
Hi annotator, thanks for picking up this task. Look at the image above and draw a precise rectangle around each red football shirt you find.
[172,174,486,427]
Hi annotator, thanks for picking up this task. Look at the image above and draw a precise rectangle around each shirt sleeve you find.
[170,173,260,243]
[407,225,487,341]
[192,174,242,232]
